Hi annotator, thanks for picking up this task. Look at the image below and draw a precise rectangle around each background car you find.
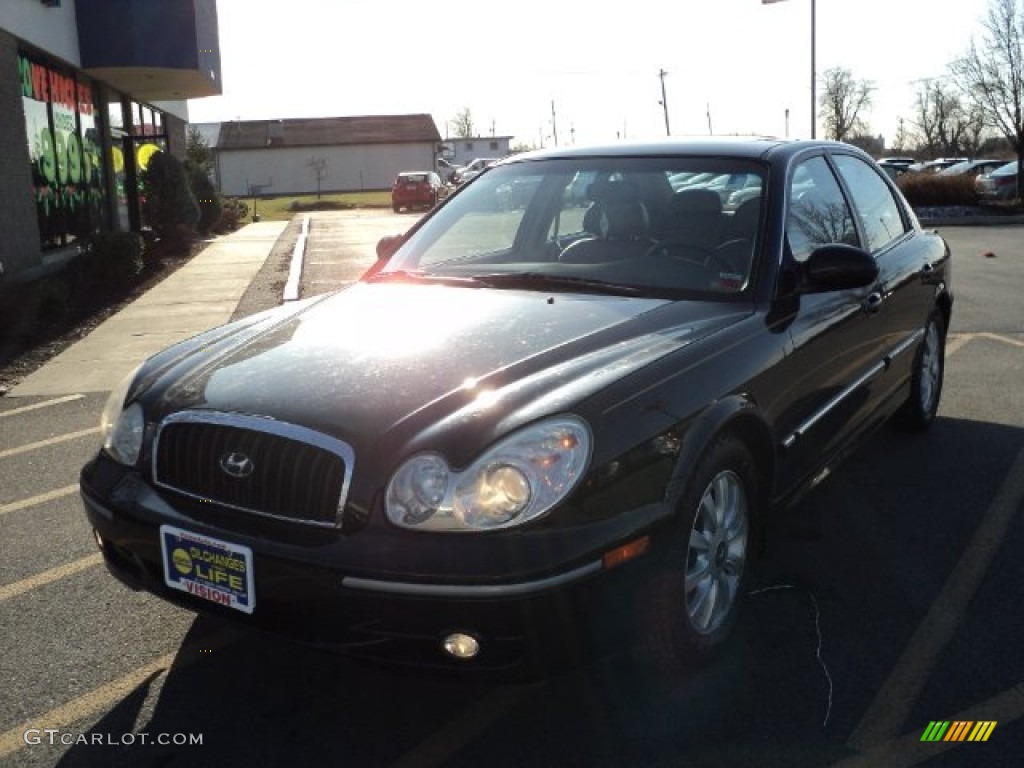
[453,157,501,184]
[937,158,1007,178]
[83,138,951,676]
[907,157,968,173]
[391,171,442,212]
[436,157,462,184]
[877,159,916,181]
[975,160,1020,200]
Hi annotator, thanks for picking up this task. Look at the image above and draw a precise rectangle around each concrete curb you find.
[283,214,310,302]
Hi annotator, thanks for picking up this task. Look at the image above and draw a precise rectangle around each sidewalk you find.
[10,221,288,398]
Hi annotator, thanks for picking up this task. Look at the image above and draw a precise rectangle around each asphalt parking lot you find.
[0,215,1020,766]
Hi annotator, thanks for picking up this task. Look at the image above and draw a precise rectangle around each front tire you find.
[895,310,945,431]
[640,435,756,669]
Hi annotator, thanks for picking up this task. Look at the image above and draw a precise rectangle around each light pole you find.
[764,0,816,139]
[658,69,671,136]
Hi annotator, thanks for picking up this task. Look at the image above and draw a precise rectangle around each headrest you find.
[595,199,650,240]
[668,187,723,217]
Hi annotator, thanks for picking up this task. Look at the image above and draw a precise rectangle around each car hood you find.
[143,282,748,461]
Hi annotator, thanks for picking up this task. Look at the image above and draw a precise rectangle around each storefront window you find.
[19,53,106,248]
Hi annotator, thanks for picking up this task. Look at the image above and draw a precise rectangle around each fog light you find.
[442,632,480,660]
[92,529,104,550]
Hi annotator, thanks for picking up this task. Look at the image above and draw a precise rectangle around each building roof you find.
[214,114,441,150]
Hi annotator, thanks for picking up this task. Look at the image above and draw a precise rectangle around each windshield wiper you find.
[470,272,648,297]
[367,270,483,287]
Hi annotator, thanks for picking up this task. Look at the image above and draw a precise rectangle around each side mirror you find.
[800,244,878,293]
[376,234,403,261]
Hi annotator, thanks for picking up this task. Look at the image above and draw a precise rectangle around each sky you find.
[187,0,997,149]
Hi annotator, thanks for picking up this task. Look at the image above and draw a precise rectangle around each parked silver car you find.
[976,160,1020,200]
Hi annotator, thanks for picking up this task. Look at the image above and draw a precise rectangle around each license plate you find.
[160,525,255,614]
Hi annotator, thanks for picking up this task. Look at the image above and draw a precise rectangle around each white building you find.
[200,115,443,197]
[440,136,514,168]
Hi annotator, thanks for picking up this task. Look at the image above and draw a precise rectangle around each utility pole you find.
[706,103,713,135]
[551,100,558,147]
[810,0,816,139]
[658,69,671,136]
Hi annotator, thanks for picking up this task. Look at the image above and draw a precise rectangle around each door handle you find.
[863,291,883,314]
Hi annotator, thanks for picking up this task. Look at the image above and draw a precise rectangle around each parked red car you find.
[391,171,442,212]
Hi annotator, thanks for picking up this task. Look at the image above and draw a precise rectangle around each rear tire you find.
[894,309,945,431]
[639,435,756,669]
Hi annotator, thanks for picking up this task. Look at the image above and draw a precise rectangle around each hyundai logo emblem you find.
[219,451,255,479]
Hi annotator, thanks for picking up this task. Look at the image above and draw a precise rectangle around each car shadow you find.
[56,415,1024,767]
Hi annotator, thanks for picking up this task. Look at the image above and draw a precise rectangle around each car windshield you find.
[380,156,766,300]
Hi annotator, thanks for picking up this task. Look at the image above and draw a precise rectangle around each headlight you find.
[100,365,144,466]
[385,416,591,531]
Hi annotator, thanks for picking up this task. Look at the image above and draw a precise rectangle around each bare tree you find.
[307,157,328,199]
[819,67,874,142]
[950,0,1024,195]
[448,108,475,139]
[911,79,986,158]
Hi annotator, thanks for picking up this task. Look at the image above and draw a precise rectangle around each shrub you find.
[79,232,146,289]
[896,173,978,207]
[185,162,223,235]
[33,276,74,323]
[141,151,200,245]
[215,198,249,232]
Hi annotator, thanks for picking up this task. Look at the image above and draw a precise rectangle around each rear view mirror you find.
[376,234,403,261]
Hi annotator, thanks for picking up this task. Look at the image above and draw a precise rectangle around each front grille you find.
[152,412,355,527]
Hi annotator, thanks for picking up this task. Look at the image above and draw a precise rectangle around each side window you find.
[832,154,909,252]
[786,156,858,262]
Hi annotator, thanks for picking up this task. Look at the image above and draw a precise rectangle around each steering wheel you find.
[645,242,736,274]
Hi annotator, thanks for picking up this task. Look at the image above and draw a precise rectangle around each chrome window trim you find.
[782,329,925,449]
[341,560,603,598]
[152,411,355,529]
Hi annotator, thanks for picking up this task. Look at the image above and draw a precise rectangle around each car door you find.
[829,152,933,403]
[769,154,891,496]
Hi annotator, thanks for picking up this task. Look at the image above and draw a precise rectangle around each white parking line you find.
[833,681,1024,767]
[0,427,100,460]
[388,683,543,768]
[0,485,79,517]
[847,442,1024,749]
[0,394,84,418]
[979,332,1024,348]
[944,334,973,358]
[0,553,103,603]
[0,629,239,760]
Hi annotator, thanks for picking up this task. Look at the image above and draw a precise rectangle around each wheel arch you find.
[667,395,776,553]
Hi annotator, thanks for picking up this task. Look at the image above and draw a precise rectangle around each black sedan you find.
[81,138,951,675]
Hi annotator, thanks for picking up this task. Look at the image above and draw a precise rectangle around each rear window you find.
[399,174,429,183]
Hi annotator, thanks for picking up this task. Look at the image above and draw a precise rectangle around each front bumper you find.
[80,461,662,676]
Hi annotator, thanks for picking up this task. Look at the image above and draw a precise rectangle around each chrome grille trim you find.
[152,411,355,528]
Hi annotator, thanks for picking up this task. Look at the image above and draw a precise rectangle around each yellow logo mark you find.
[171,547,193,575]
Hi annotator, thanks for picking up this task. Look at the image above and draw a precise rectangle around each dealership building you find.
[0,0,221,286]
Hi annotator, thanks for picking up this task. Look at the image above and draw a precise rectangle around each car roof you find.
[498,137,844,166]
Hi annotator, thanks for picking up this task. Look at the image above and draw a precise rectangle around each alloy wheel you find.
[685,469,749,635]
